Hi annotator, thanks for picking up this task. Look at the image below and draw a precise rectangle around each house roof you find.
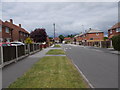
[86,29,103,33]
[4,21,29,34]
[0,19,4,25]
[54,37,59,40]
[64,37,71,40]
[109,22,120,30]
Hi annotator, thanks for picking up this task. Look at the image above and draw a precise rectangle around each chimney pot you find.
[19,24,21,28]
[10,19,13,23]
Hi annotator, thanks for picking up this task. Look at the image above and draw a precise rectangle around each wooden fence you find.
[0,43,48,67]
[78,41,112,48]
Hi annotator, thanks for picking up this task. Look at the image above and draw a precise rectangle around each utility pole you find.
[53,23,55,44]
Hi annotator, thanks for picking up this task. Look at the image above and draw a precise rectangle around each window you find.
[116,28,120,32]
[6,38,11,42]
[0,25,2,32]
[5,27,9,33]
[96,33,99,36]
[21,32,22,35]
[0,38,3,42]
[90,38,93,40]
[110,30,112,34]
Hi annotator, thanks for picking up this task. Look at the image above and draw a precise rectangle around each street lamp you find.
[53,23,55,44]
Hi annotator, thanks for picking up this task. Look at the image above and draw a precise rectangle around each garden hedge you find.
[112,35,120,51]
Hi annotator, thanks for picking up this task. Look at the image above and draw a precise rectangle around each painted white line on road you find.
[74,64,94,88]
[92,49,103,52]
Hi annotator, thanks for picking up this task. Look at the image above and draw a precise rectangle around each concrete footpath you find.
[2,48,50,88]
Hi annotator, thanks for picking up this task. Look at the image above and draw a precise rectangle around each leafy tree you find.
[59,35,64,43]
[24,37,33,44]
[67,34,75,38]
[49,37,53,39]
[112,35,120,51]
[104,37,108,41]
[30,28,47,43]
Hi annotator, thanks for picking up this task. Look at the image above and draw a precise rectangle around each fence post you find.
[110,40,113,48]
[28,44,30,55]
[16,46,18,61]
[100,41,102,48]
[33,44,34,52]
[1,46,3,66]
[24,45,26,55]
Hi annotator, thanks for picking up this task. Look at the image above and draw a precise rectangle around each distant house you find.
[108,22,120,39]
[83,28,104,46]
[63,37,73,44]
[54,37,60,43]
[0,19,29,42]
[74,28,104,46]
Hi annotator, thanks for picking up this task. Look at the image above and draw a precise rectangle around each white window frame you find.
[96,33,99,36]
[110,30,112,34]
[5,27,10,33]
[116,28,120,32]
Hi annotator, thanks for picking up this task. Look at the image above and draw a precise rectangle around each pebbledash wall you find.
[0,19,30,42]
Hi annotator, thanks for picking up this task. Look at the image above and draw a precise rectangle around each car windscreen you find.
[2,44,7,46]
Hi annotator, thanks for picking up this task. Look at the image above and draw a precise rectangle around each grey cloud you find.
[2,2,118,36]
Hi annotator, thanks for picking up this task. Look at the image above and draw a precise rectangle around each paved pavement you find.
[62,44,118,88]
[2,48,50,88]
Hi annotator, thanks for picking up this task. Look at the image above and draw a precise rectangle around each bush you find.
[25,37,33,44]
[112,35,120,51]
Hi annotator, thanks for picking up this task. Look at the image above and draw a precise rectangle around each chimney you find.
[10,19,13,24]
[19,24,21,28]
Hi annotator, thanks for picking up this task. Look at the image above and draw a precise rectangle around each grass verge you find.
[54,44,61,47]
[46,49,65,55]
[9,56,88,88]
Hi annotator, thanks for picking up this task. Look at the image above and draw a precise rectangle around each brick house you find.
[54,37,60,43]
[74,28,104,46]
[0,20,13,42]
[0,19,29,42]
[108,22,120,39]
[83,28,104,46]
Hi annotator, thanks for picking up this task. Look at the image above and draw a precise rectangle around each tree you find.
[67,34,75,38]
[30,28,47,43]
[59,35,64,43]
[104,37,108,41]
[24,37,33,44]
[49,37,53,39]
[112,35,120,51]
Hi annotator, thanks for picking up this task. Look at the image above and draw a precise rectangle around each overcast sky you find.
[1,2,118,37]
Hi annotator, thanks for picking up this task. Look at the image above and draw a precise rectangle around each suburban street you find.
[62,44,118,88]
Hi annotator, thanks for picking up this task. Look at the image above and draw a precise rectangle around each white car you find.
[10,42,25,46]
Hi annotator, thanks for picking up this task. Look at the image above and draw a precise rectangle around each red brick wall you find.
[2,26,12,41]
[87,33,104,41]
[108,29,120,38]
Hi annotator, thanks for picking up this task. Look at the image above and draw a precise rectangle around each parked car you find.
[0,42,12,46]
[10,42,25,46]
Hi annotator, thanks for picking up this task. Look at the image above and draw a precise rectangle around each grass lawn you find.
[46,49,65,55]
[54,44,61,47]
[9,56,88,88]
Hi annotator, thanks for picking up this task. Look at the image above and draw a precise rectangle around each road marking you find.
[74,64,94,88]
[92,49,103,52]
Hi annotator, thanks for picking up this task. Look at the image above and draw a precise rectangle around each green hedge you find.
[112,35,120,51]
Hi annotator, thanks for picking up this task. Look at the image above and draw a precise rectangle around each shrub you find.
[112,35,120,51]
[24,37,33,44]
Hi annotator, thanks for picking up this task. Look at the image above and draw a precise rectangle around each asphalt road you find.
[62,44,118,88]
